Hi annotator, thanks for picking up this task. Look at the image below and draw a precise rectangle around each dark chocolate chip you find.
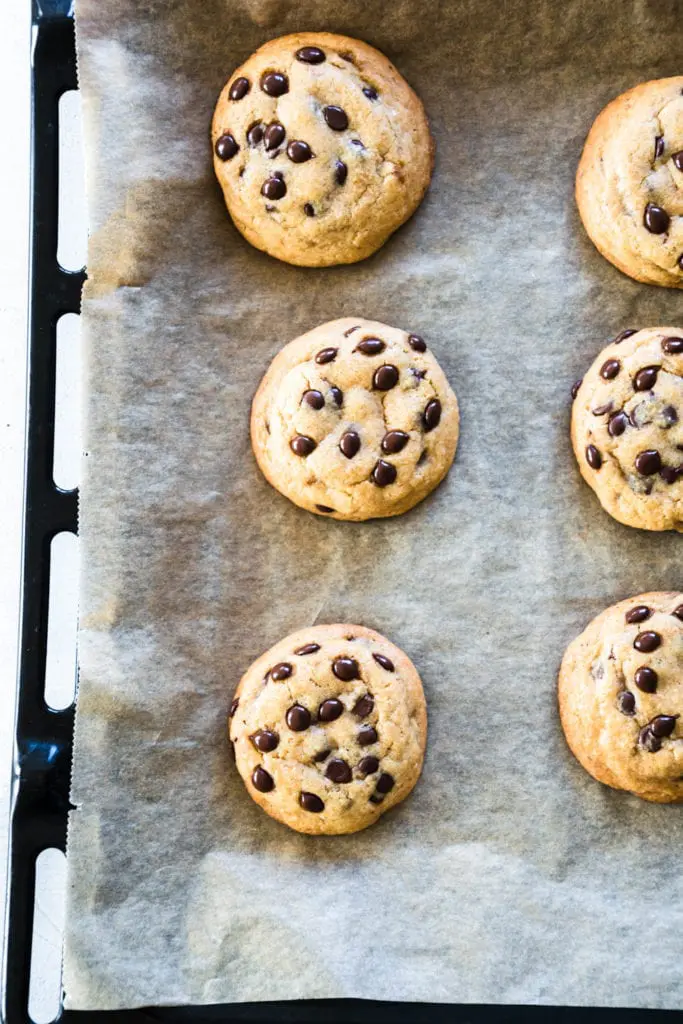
[672,605,683,620]
[409,334,427,352]
[626,605,652,624]
[373,364,399,390]
[358,755,379,775]
[247,122,264,146]
[325,758,352,783]
[261,71,289,96]
[318,698,344,722]
[635,449,661,475]
[616,691,636,715]
[303,389,324,410]
[296,46,326,64]
[229,698,239,717]
[316,347,338,364]
[640,726,661,753]
[654,135,664,159]
[634,666,658,693]
[662,405,678,426]
[252,766,274,792]
[571,378,583,399]
[333,656,360,681]
[264,122,286,151]
[215,133,239,160]
[299,791,324,812]
[650,714,678,738]
[286,704,311,731]
[372,459,397,487]
[381,430,409,454]
[372,653,395,671]
[262,175,287,200]
[353,694,374,717]
[316,504,335,513]
[376,772,394,794]
[679,253,683,270]
[634,365,660,391]
[662,336,683,354]
[614,329,637,344]
[586,444,602,469]
[270,662,293,681]
[634,631,661,653]
[229,77,250,101]
[644,202,670,234]
[329,386,343,407]
[358,725,378,746]
[423,399,442,432]
[295,643,320,655]
[290,435,316,456]
[335,160,348,185]
[340,430,361,459]
[356,337,386,355]
[369,793,384,804]
[323,105,349,131]
[672,150,683,171]
[313,748,330,762]
[600,359,621,380]
[288,139,313,162]
[344,326,361,336]
[660,465,683,484]
[251,729,279,752]
[363,85,378,100]
[592,402,613,416]
[303,203,315,216]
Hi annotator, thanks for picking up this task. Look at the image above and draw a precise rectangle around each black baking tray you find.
[1,2,676,1022]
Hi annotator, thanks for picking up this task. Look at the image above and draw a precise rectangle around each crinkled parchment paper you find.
[66,0,683,1010]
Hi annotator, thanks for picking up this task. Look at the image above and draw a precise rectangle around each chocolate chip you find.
[592,402,613,416]
[299,791,324,812]
[362,85,378,100]
[325,758,352,783]
[318,698,344,722]
[316,504,335,513]
[229,698,239,717]
[617,691,636,715]
[635,449,661,475]
[229,77,250,101]
[661,465,683,484]
[585,444,602,469]
[640,726,661,753]
[335,160,348,185]
[679,253,683,270]
[662,336,683,354]
[333,657,360,681]
[372,653,395,671]
[626,605,652,624]
[313,748,330,762]
[316,347,337,364]
[662,405,678,426]
[356,337,386,355]
[251,729,279,752]
[600,359,621,380]
[296,46,326,64]
[286,704,311,731]
[290,435,316,456]
[650,714,678,738]
[262,175,287,200]
[373,364,399,390]
[263,124,286,153]
[270,662,293,681]
[303,389,324,410]
[358,725,378,746]
[423,399,442,432]
[247,122,264,146]
[417,450,428,466]
[654,135,664,159]
[252,766,274,792]
[634,630,661,653]
[614,329,637,344]
[261,71,288,96]
[300,202,313,217]
[634,666,658,693]
[344,326,361,336]
[644,202,670,233]
[353,694,374,717]
[329,386,343,407]
[288,139,313,162]
[381,430,409,454]
[376,772,394,794]
[673,151,683,171]
[323,105,348,131]
[408,335,427,355]
[358,755,379,775]
[215,133,239,160]
[672,605,683,620]
[369,793,384,804]
[634,366,660,391]
[571,378,583,399]
[295,643,320,655]
[372,459,397,487]
[340,431,361,459]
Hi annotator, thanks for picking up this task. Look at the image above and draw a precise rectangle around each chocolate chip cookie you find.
[250,318,459,520]
[571,327,683,531]
[229,624,427,834]
[559,593,683,803]
[212,32,433,266]
[576,77,683,287]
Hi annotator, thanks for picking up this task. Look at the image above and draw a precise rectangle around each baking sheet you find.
[66,0,683,1010]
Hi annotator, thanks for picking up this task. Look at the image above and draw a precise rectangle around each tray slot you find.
[56,89,86,275]
[53,313,81,493]
[44,533,78,713]
[27,849,65,1024]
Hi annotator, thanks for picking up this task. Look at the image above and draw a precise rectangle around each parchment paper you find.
[66,0,683,1010]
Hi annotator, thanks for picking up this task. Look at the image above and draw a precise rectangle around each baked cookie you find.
[576,77,683,287]
[571,327,683,531]
[229,624,427,834]
[251,317,459,520]
[559,593,683,803]
[211,32,433,266]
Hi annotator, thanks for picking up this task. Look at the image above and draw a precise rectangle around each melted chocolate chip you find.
[644,202,670,233]
[261,71,289,96]
[295,643,320,655]
[373,364,399,390]
[229,77,250,101]
[290,435,316,456]
[635,449,661,475]
[318,698,344,722]
[329,386,343,407]
[672,605,683,620]
[662,406,678,426]
[592,402,613,416]
[323,105,349,131]
[600,359,621,380]
[325,758,352,783]
[262,175,287,200]
[353,694,374,718]
[229,698,239,717]
[571,378,583,399]
[376,772,394,794]
[286,704,311,731]
[296,46,325,64]
[356,337,386,355]
[654,135,664,160]
[270,662,293,681]
[316,504,335,513]
[381,430,409,454]
[670,149,683,172]
[333,656,360,681]
[423,399,442,432]
[303,202,315,216]
[650,715,678,738]
[634,666,658,693]
[299,791,324,812]
[409,334,427,352]
[264,123,285,151]
[660,465,683,484]
[679,253,683,270]
[313,748,330,762]
[626,605,652,624]
[369,793,384,804]
[617,691,636,715]
[335,160,348,185]
[247,122,264,146]
[358,756,379,775]
[288,139,313,162]
[614,329,637,344]
[303,389,324,410]
[252,766,274,792]
[251,729,279,752]
[634,631,661,653]
[315,347,337,364]
[372,653,395,672]
[363,85,378,100]
[215,133,239,160]
[634,366,660,391]
[358,725,378,746]
[372,459,397,487]
[340,431,361,459]
[640,726,661,753]
[662,336,683,354]
[586,444,602,470]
